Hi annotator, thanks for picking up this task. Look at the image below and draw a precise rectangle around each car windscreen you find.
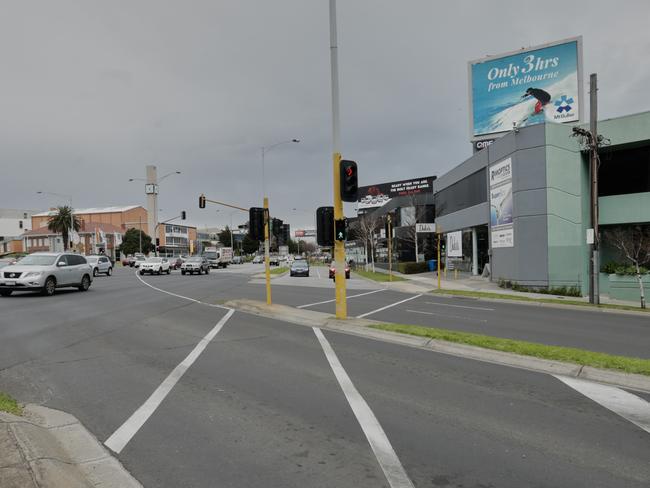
[203,252,217,259]
[187,257,202,262]
[293,261,308,266]
[18,255,57,266]
[86,257,98,262]
[147,257,162,263]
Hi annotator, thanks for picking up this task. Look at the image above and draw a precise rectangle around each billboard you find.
[294,229,316,238]
[357,176,436,212]
[469,37,582,139]
[489,158,514,248]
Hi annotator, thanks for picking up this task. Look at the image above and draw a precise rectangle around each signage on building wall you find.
[469,37,582,140]
[357,176,436,212]
[473,139,496,152]
[416,223,436,233]
[447,231,463,257]
[489,157,514,248]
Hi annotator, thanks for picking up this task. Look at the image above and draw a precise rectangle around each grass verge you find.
[0,392,22,416]
[430,288,649,312]
[355,269,406,282]
[270,267,289,275]
[370,323,650,376]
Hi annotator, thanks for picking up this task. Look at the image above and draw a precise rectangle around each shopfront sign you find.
[447,231,463,257]
[490,157,514,248]
[416,223,436,233]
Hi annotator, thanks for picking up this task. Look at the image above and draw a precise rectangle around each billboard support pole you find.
[589,73,599,305]
[387,214,393,281]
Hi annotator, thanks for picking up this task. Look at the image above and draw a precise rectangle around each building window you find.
[19,221,23,229]
[599,145,650,197]
[435,169,487,218]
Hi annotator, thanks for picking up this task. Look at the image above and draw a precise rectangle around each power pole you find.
[387,214,393,281]
[589,73,600,305]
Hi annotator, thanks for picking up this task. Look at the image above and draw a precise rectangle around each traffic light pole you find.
[329,0,346,319]
[264,197,272,305]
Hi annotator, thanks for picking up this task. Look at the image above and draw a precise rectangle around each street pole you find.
[437,229,442,289]
[264,198,272,305]
[387,214,393,282]
[330,0,347,319]
[589,73,600,305]
[139,216,142,254]
[414,224,419,263]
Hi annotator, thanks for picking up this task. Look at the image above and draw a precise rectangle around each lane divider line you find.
[105,308,236,454]
[357,294,423,319]
[424,301,495,312]
[554,375,650,435]
[406,309,488,323]
[298,288,386,309]
[134,271,231,310]
[313,327,415,488]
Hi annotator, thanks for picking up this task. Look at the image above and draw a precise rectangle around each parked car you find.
[86,255,113,276]
[0,252,93,296]
[329,264,350,280]
[139,257,171,275]
[252,255,264,264]
[290,259,310,277]
[181,256,210,275]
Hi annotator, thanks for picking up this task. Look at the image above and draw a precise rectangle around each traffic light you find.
[339,160,358,202]
[156,238,160,247]
[316,206,334,247]
[249,207,265,241]
[181,210,186,220]
[199,194,206,209]
[335,219,347,241]
[281,223,290,245]
[271,218,283,238]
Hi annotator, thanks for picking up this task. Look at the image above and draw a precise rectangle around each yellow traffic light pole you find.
[330,0,347,319]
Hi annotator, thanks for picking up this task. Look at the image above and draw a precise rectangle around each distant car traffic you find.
[86,255,113,276]
[232,256,243,264]
[252,255,264,264]
[129,253,146,267]
[139,257,171,275]
[329,264,350,280]
[181,256,210,275]
[121,255,131,266]
[169,256,184,269]
[0,252,93,296]
[269,254,280,266]
[133,255,146,268]
[290,259,310,277]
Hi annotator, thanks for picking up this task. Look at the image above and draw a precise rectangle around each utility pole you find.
[589,73,600,305]
[437,225,442,289]
[329,0,347,318]
[387,214,393,281]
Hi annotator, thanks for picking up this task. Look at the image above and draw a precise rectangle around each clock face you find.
[145,184,158,195]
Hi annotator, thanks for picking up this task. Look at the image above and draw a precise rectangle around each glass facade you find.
[434,169,487,218]
[599,144,650,197]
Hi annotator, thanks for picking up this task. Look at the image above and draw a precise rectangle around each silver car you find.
[86,255,113,276]
[0,252,93,297]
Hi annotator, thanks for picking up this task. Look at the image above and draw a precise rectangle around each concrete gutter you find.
[225,299,650,394]
[0,404,141,488]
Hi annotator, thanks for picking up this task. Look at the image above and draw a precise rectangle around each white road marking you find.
[554,375,650,435]
[425,301,495,312]
[298,288,386,309]
[105,309,236,454]
[316,267,321,279]
[406,309,488,323]
[313,328,414,488]
[135,271,230,310]
[357,294,423,319]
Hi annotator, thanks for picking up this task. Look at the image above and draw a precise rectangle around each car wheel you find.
[0,290,12,297]
[42,277,56,296]
[206,267,210,274]
[107,267,113,276]
[181,270,186,275]
[140,270,145,276]
[167,268,171,275]
[157,269,161,275]
[93,268,98,277]
[78,274,91,292]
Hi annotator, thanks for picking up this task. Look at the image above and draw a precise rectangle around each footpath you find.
[1,404,141,488]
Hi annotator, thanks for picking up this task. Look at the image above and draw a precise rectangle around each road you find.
[1,264,649,487]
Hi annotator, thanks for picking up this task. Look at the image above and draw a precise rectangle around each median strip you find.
[0,391,21,416]
[369,323,650,376]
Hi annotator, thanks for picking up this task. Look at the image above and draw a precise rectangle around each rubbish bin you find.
[428,259,437,272]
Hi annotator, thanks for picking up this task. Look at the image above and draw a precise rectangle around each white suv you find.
[0,252,93,297]
[139,257,171,275]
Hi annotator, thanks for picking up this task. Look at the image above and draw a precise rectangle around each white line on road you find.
[105,309,236,454]
[313,328,414,488]
[407,309,488,323]
[554,375,650,435]
[298,288,386,309]
[316,267,321,279]
[135,271,231,310]
[425,301,495,311]
[357,294,423,319]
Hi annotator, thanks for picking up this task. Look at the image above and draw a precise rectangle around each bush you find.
[601,262,619,274]
[397,261,430,274]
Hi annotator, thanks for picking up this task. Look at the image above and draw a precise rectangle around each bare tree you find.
[354,213,380,271]
[604,225,650,308]
[399,196,429,262]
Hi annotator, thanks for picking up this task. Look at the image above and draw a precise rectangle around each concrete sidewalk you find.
[1,404,141,488]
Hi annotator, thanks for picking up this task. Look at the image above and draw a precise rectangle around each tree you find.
[119,228,153,256]
[399,196,430,262]
[352,213,380,271]
[604,225,650,308]
[218,226,232,247]
[241,233,260,254]
[47,206,81,251]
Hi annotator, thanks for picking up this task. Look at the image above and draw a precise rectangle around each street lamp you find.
[260,139,300,305]
[37,191,74,251]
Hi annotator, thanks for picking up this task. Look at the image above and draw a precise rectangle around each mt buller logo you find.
[554,95,574,113]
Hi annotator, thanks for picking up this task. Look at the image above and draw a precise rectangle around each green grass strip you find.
[0,392,22,416]
[370,323,650,376]
[270,267,289,275]
[355,269,406,282]
[430,289,649,312]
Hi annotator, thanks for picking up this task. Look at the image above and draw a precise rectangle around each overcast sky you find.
[2,0,649,231]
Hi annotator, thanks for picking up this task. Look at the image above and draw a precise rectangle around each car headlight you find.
[23,272,43,278]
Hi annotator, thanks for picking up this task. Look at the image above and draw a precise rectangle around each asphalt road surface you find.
[1,264,649,487]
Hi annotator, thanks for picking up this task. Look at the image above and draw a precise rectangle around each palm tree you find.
[47,206,81,251]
